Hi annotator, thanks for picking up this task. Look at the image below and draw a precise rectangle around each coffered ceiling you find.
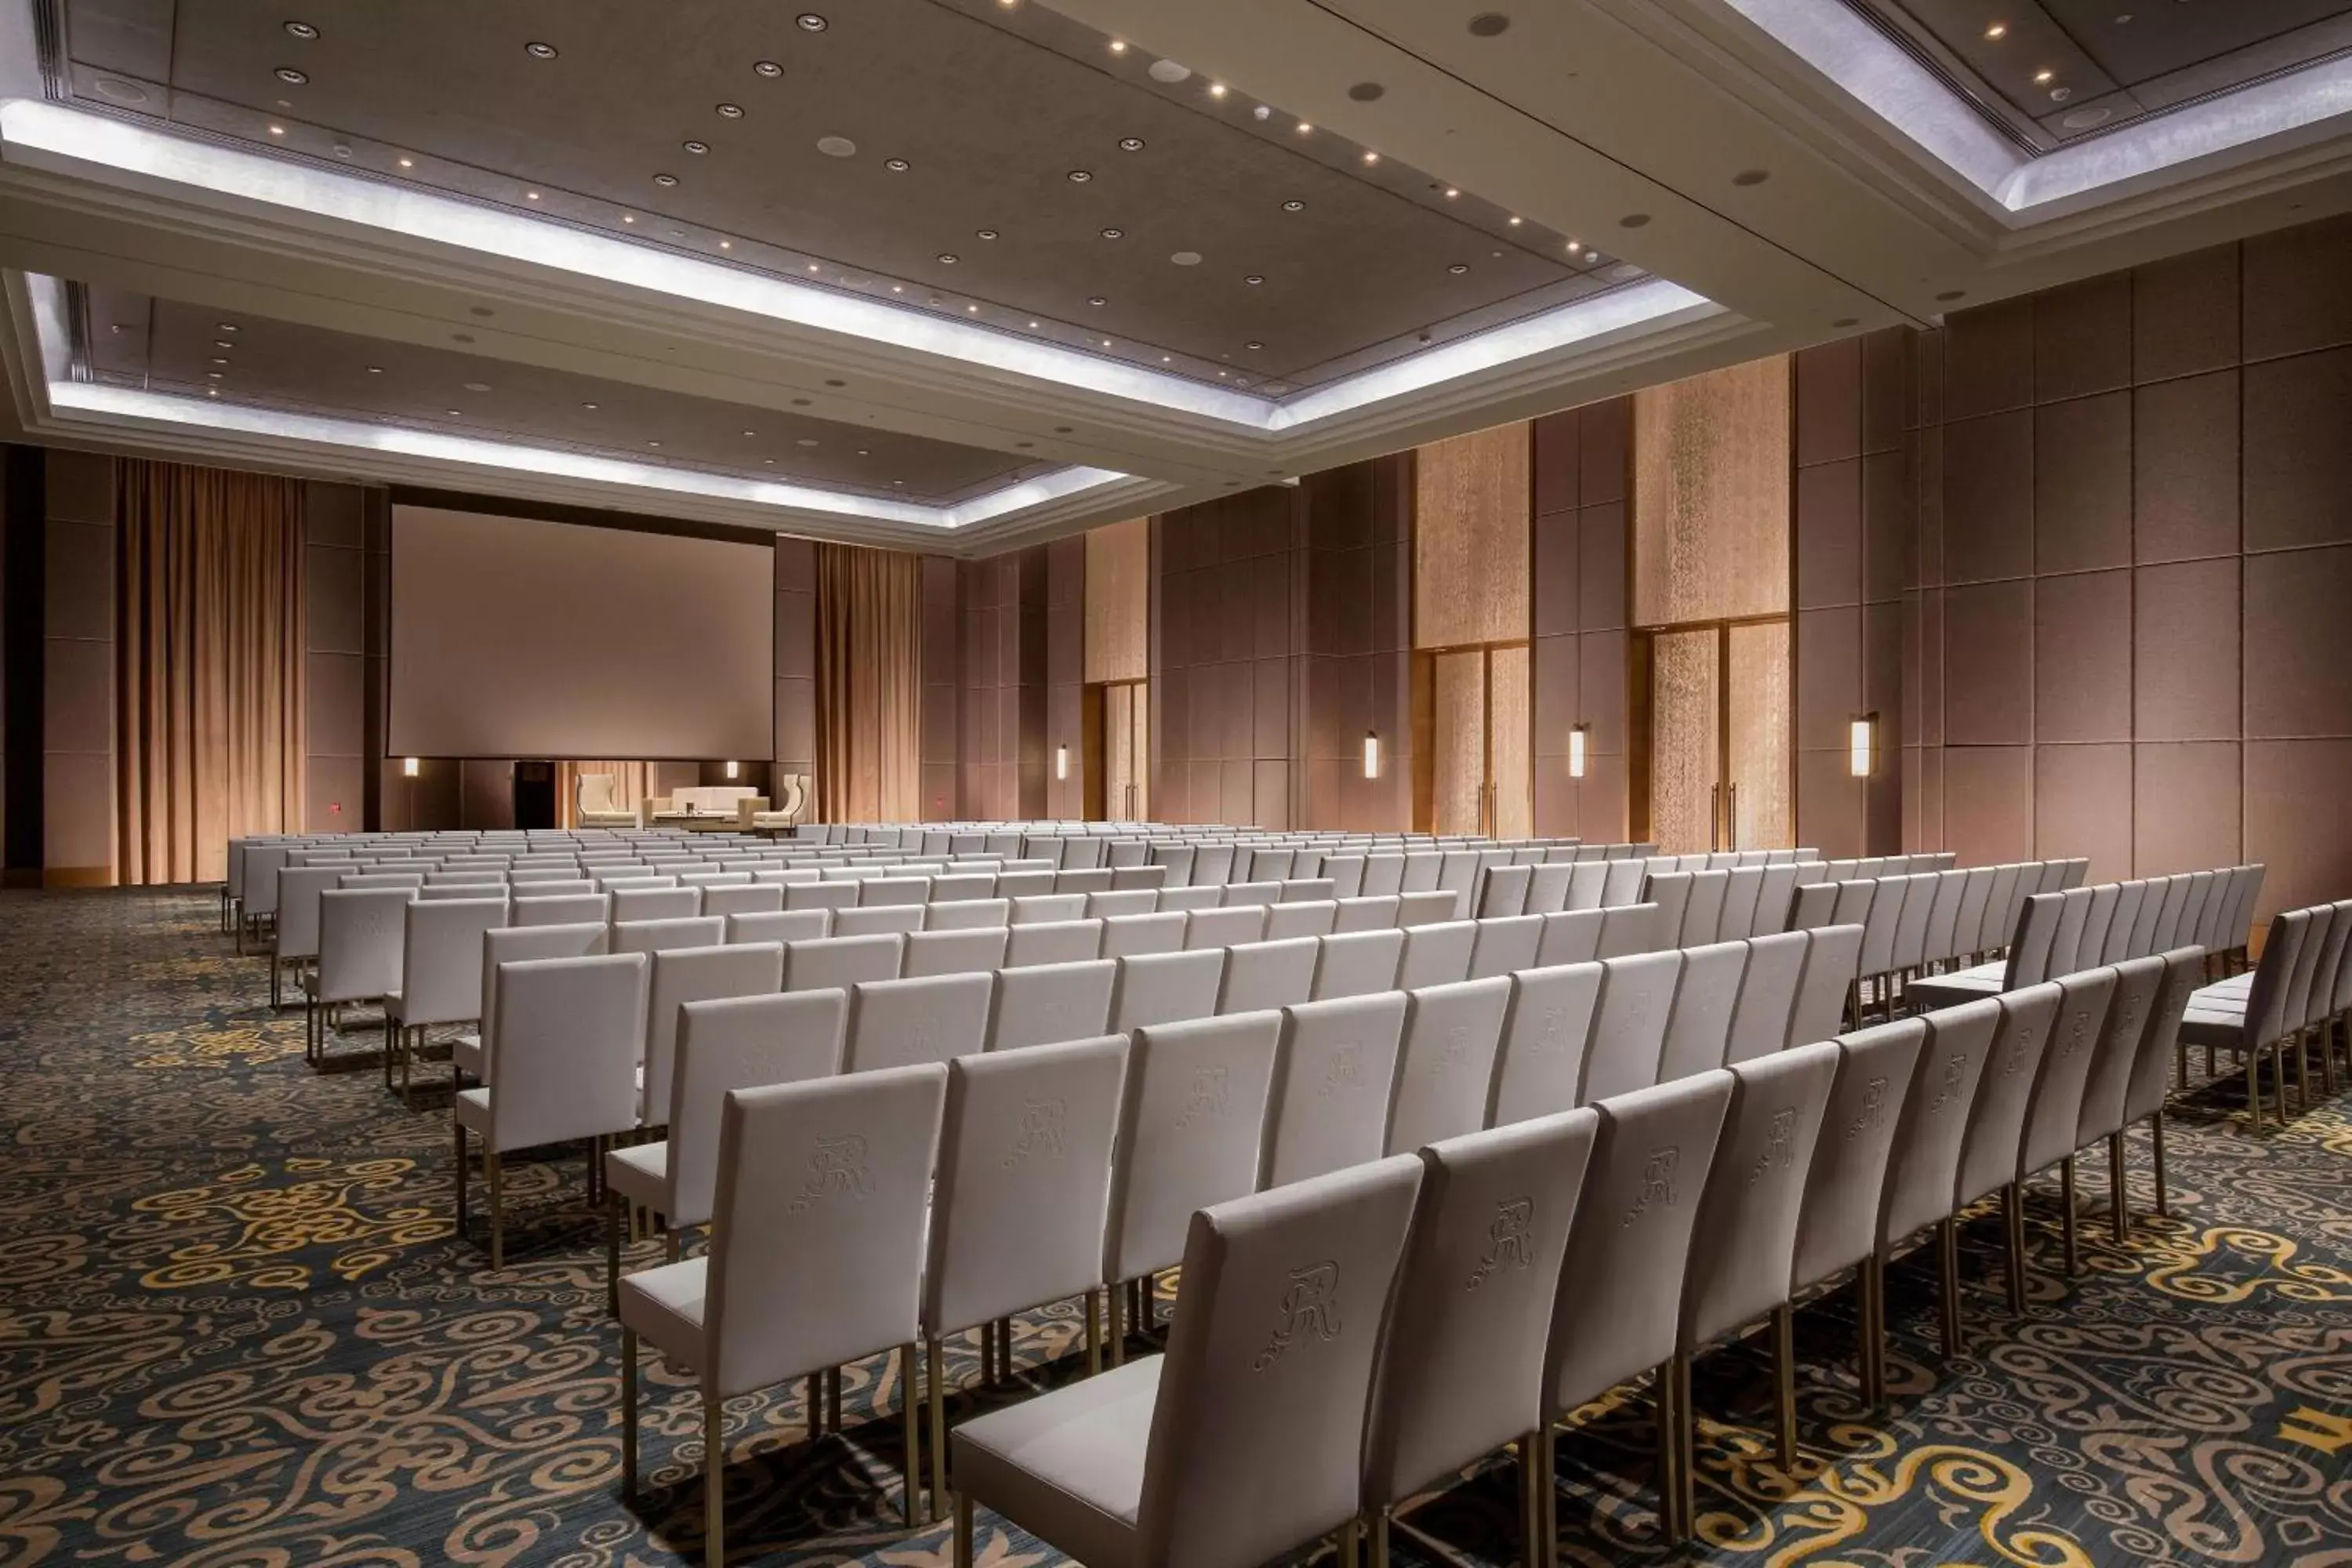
[3,0,2350,553]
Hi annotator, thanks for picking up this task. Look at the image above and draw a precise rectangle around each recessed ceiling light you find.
[445,408,461,417]
[719,239,731,249]
[1148,58,1190,83]
[1171,250,1202,266]
[581,401,598,409]
[967,303,979,312]
[1443,187,1460,198]
[717,102,744,118]
[972,228,999,241]
[1028,320,1039,327]
[274,66,307,85]
[1620,212,1650,227]
[856,447,871,455]
[754,60,783,78]
[938,252,959,263]
[205,371,223,379]
[796,14,827,31]
[1508,214,1523,224]
[1732,169,1769,186]
[799,437,822,448]
[1067,169,1092,182]
[1363,151,1380,165]
[2034,68,2055,83]
[762,458,775,465]
[884,158,910,172]
[1447,263,1468,274]
[1245,339,1264,350]
[525,41,558,59]
[1281,199,1305,212]
[1088,295,1107,306]
[825,379,846,387]
[892,479,906,486]
[683,140,710,154]
[209,357,228,365]
[1468,12,1512,35]
[1252,104,1271,121]
[213,339,233,348]
[332,143,350,157]
[366,365,383,374]
[1209,82,1227,97]
[653,172,679,186]
[398,156,414,168]
[267,124,285,136]
[463,381,491,392]
[1109,39,1127,53]
[206,387,217,395]
[622,213,635,223]
[1833,316,1859,328]
[1101,227,1123,239]
[1566,239,1582,253]
[218,322,240,332]
[284,20,318,39]
[525,190,539,200]
[1985,21,2008,38]
[817,136,857,158]
[648,439,662,447]
[888,281,900,289]
[1243,274,1264,285]
[1119,136,1145,151]
[1100,339,1112,348]
[1297,122,1312,133]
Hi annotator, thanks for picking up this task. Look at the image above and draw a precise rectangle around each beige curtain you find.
[815,543,920,822]
[115,459,306,885]
[556,760,652,826]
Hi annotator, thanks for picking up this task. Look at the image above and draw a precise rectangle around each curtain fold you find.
[115,459,307,885]
[814,543,921,822]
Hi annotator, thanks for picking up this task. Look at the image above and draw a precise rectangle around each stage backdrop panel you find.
[389,506,774,760]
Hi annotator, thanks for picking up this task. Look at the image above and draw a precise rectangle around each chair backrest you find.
[1263,900,1340,942]
[1401,851,1443,894]
[783,932,904,993]
[1468,914,1544,981]
[1857,877,1907,977]
[2114,879,2158,961]
[702,1064,947,1398]
[784,881,858,912]
[1951,866,1995,957]
[1643,871,1693,946]
[1088,889,1160,921]
[1790,1018,1926,1290]
[1596,902,1667,960]
[612,885,700,924]
[1262,993,1409,1188]
[317,886,416,1003]
[931,873,996,904]
[2122,947,2209,1125]
[1787,924,1863,1047]
[1132,1156,1424,1568]
[477,922,608,1059]
[2148,875,2192,953]
[1006,918,1104,968]
[725,909,833,946]
[1952,982,2063,1210]
[1599,858,1646,908]
[1222,880,1282,909]
[1657,939,1750,1083]
[1386,977,1513,1154]
[273,866,343,960]
[1490,961,1602,1126]
[985,958,1116,1051]
[612,915,727,957]
[1279,878,1338,905]
[1787,880,1838,932]
[2002,892,2063,988]
[1186,906,1265,950]
[1307,927,1403,1001]
[1878,998,2002,1245]
[1105,1011,1283,1283]
[2073,954,2169,1148]
[1397,920,1476,989]
[1725,929,1807,1064]
[397,896,510,1029]
[486,953,647,1152]
[1828,878,1875,935]
[1543,1072,1734,1417]
[928,898,1013,932]
[862,876,933,907]
[833,903,926,938]
[845,971,994,1072]
[1535,908,1606,967]
[664,989,847,1228]
[1012,893,1088,926]
[2016,967,2118,1179]
[1100,910,1186,960]
[1524,863,1573,916]
[1332,895,1401,934]
[1361,1109,1599,1511]
[1562,861,1606,911]
[1217,937,1318,1014]
[924,1034,1130,1335]
[1397,889,1461,928]
[1680,1041,1842,1348]
[1681,869,1730,946]
[1891,873,1940,972]
[1979,863,2024,952]
[1157,885,1222,913]
[642,943,785,1123]
[1479,864,1533,918]
[514,892,612,927]
[1111,949,1228,1032]
[2285,902,2339,1033]
[1581,950,1682,1103]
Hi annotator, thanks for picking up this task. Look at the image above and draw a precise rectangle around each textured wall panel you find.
[1414,423,1530,649]
[1631,356,1791,626]
[1084,518,1149,684]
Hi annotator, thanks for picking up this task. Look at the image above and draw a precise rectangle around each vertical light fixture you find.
[1849,713,1877,779]
[402,757,420,777]
[1362,731,1381,779]
[1568,723,1588,779]
[724,759,740,779]
[1055,744,1070,781]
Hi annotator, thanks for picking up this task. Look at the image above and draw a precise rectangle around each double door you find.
[1639,620,1790,854]
[1086,680,1148,820]
[1417,644,1531,839]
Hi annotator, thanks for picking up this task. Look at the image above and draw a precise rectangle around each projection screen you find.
[390,505,774,759]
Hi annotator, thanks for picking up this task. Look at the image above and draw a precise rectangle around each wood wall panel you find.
[1632,355,1791,627]
[1413,423,1529,649]
[1083,518,1149,684]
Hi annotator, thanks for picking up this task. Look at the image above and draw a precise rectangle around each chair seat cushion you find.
[2178,1012,2249,1048]
[452,1033,482,1080]
[953,1353,1159,1568]
[453,1087,493,1134]
[1904,964,2004,1007]
[618,1257,708,1372]
[605,1141,669,1214]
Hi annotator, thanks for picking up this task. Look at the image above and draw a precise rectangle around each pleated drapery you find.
[115,459,306,885]
[814,543,920,822]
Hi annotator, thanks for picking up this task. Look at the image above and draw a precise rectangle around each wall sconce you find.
[401,757,420,778]
[1055,744,1069,782]
[1849,713,1878,779]
[724,759,740,779]
[1568,723,1589,779]
[1362,731,1381,779]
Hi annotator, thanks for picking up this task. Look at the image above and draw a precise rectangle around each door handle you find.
[1709,782,1722,852]
[1727,782,1739,853]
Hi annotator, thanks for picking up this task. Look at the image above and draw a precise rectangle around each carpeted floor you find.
[2,886,2347,1566]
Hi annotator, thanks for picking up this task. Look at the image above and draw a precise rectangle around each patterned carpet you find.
[2,887,2347,1567]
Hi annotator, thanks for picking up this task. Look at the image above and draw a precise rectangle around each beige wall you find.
[43,449,113,884]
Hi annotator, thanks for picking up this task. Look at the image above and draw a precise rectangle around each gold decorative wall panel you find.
[1726,621,1791,851]
[1650,629,1721,855]
[1489,645,1533,840]
[1083,518,1149,684]
[1632,357,1791,627]
[1102,681,1148,819]
[1431,650,1487,834]
[1414,423,1530,649]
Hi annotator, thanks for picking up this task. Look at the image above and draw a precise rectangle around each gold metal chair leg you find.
[1368,1507,1390,1568]
[621,1328,639,1499]
[2151,1111,2169,1218]
[487,1145,505,1272]
[607,1187,623,1318]
[1675,1349,1697,1541]
[928,1338,950,1520]
[900,1343,923,1526]
[453,1119,468,1240]
[2247,1047,2264,1130]
[825,1367,842,1431]
[704,1389,725,1568]
[1085,1287,1102,1376]
[1773,1302,1798,1474]
[954,1492,975,1568]
[1860,1254,1886,1408]
[1653,1359,1680,1544]
[2108,1133,2129,1243]
[2059,1156,2079,1277]
[807,1373,826,1438]
[1107,1276,1126,1368]
[1338,1515,1361,1568]
[2002,1185,2027,1312]
[996,1318,1014,1380]
[1936,1219,1962,1358]
[1538,1421,1559,1565]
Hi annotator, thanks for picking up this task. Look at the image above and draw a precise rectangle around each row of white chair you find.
[2180,896,2352,1127]
[593,935,2203,1566]
[1782,858,2090,1019]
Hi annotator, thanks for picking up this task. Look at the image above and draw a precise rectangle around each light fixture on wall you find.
[1055,744,1070,781]
[1849,713,1877,779]
[724,759,740,779]
[1568,723,1589,779]
[1363,731,1381,779]
[402,757,420,777]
